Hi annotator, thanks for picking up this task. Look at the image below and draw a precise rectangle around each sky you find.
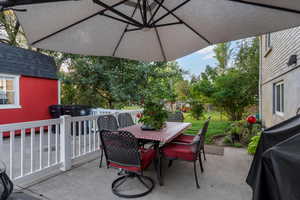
[176,45,217,79]
[177,41,241,79]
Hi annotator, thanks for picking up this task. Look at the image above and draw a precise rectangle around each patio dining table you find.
[120,122,192,185]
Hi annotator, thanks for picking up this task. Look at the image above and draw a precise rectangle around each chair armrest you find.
[180,133,196,136]
[171,141,193,146]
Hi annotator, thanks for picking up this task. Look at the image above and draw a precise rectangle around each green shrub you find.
[139,101,168,130]
[189,100,205,120]
[233,143,243,148]
[226,120,262,145]
[247,133,261,155]
[223,135,233,145]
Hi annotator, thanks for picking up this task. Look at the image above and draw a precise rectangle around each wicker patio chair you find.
[97,115,119,168]
[161,132,203,189]
[100,130,156,198]
[118,113,135,128]
[173,117,211,161]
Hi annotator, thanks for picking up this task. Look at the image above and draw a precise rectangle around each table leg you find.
[154,142,163,186]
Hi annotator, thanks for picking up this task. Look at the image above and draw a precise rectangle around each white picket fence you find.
[0,109,141,185]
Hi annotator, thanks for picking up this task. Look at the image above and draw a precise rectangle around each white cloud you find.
[196,45,215,60]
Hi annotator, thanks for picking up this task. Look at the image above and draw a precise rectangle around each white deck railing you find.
[0,118,62,182]
[0,109,141,184]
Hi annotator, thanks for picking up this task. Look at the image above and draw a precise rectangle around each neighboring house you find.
[0,43,59,125]
[260,27,300,127]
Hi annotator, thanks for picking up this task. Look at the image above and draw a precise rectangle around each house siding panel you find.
[0,76,58,125]
[260,26,300,127]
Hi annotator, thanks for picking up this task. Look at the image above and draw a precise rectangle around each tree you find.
[61,56,184,109]
[191,39,259,120]
[174,80,190,102]
[213,42,232,72]
[0,11,26,47]
[212,69,256,120]
[235,37,259,102]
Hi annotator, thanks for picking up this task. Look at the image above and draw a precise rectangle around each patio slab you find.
[18,147,253,200]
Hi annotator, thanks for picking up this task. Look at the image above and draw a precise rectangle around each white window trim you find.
[264,33,272,57]
[0,74,21,109]
[274,81,284,116]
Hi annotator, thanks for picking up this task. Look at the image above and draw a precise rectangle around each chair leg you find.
[99,148,104,168]
[168,160,173,168]
[198,154,204,173]
[193,161,200,189]
[202,148,207,161]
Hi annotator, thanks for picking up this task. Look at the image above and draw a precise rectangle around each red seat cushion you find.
[162,143,196,161]
[109,148,156,172]
[174,134,195,143]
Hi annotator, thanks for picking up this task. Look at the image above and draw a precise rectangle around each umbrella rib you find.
[152,0,211,45]
[146,0,167,61]
[101,13,141,27]
[30,0,129,45]
[137,0,145,25]
[93,0,143,27]
[226,0,300,15]
[147,0,164,24]
[150,0,191,26]
[112,0,140,56]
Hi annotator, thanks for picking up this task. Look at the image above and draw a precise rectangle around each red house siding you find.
[0,76,58,125]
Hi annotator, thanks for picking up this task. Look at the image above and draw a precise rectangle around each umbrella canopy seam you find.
[112,0,140,57]
[146,0,167,61]
[29,0,130,46]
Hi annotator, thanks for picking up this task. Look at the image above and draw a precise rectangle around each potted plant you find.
[139,100,168,130]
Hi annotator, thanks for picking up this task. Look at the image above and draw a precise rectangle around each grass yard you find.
[184,112,231,144]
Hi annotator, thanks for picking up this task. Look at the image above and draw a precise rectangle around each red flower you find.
[247,115,257,124]
[136,113,142,118]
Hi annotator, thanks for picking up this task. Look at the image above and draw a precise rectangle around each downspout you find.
[259,36,263,122]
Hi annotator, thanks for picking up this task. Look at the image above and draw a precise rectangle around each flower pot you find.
[141,124,157,131]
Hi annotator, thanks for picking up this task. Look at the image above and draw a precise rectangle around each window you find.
[0,74,20,109]
[273,81,284,115]
[265,33,272,51]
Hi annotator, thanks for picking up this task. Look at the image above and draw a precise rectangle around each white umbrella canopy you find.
[3,0,300,61]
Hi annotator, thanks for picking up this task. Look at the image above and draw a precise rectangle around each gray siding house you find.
[260,27,300,128]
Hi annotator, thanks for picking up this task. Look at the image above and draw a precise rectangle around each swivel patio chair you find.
[100,130,156,198]
[167,111,184,122]
[173,117,211,161]
[97,115,119,168]
[161,130,205,189]
[118,112,135,128]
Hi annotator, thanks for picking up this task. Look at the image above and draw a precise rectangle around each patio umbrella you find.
[2,0,300,61]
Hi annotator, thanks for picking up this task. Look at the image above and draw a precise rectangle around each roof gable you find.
[0,43,58,79]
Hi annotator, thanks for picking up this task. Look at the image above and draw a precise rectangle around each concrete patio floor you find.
[16,147,253,200]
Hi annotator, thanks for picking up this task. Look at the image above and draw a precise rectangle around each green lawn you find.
[184,112,231,144]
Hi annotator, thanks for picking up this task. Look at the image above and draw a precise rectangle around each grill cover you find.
[246,115,300,200]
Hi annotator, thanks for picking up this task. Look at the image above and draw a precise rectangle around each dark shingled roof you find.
[0,43,58,80]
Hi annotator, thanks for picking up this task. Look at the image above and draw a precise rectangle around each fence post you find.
[60,115,72,171]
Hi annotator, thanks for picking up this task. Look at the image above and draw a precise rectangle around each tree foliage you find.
[0,11,25,46]
[61,56,184,109]
[191,39,259,121]
[213,42,233,72]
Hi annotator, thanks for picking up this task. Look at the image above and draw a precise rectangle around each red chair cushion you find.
[162,143,196,161]
[174,134,195,143]
[109,148,156,172]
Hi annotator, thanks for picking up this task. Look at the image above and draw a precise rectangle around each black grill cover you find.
[246,115,300,200]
